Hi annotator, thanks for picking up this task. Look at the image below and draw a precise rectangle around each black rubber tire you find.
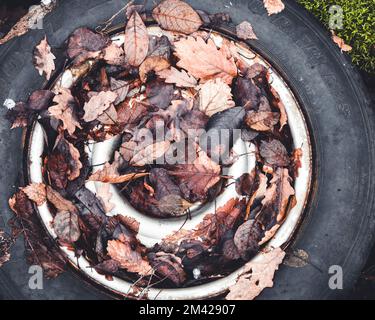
[0,0,374,300]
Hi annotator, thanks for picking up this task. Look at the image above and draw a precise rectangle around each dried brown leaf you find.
[130,140,171,166]
[331,32,352,52]
[152,0,203,34]
[46,186,78,213]
[174,36,237,84]
[107,239,152,275]
[22,183,46,206]
[49,88,82,136]
[53,211,81,243]
[103,42,125,65]
[226,247,285,300]
[33,36,55,80]
[245,110,279,132]
[263,0,285,16]
[236,21,258,40]
[157,66,197,88]
[124,11,149,66]
[199,78,235,117]
[259,139,290,167]
[83,91,117,122]
[139,56,171,82]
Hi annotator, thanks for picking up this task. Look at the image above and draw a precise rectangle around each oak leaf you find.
[83,91,117,122]
[174,36,237,84]
[49,88,82,136]
[22,183,46,206]
[236,21,258,40]
[33,36,55,80]
[107,239,152,275]
[157,66,197,88]
[263,0,285,16]
[124,11,149,66]
[199,78,235,117]
[152,0,202,35]
[226,247,285,300]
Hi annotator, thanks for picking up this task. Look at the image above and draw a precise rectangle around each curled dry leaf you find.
[157,66,197,88]
[226,247,285,300]
[49,88,82,136]
[331,32,352,52]
[53,211,81,243]
[22,183,46,206]
[107,239,152,276]
[268,85,287,130]
[199,78,235,117]
[236,21,258,40]
[174,36,237,84]
[89,166,148,183]
[263,0,285,16]
[152,0,203,35]
[124,11,149,66]
[33,36,55,80]
[259,139,290,167]
[83,91,117,122]
[139,56,171,82]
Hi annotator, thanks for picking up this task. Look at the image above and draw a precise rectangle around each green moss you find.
[297,0,375,73]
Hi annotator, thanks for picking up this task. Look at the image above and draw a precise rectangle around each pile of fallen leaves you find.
[2,0,300,299]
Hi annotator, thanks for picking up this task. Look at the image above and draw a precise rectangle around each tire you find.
[0,0,374,300]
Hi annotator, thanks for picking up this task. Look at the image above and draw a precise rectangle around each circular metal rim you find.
[25,24,313,300]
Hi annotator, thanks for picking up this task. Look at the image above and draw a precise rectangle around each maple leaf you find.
[157,66,197,88]
[169,143,221,202]
[124,11,149,67]
[331,31,352,52]
[49,88,82,136]
[33,36,56,80]
[199,78,235,117]
[236,21,258,40]
[22,183,46,206]
[139,56,171,82]
[152,0,203,35]
[174,36,237,84]
[83,91,117,122]
[226,247,285,300]
[263,0,285,16]
[107,239,152,276]
[259,139,290,167]
[53,211,81,243]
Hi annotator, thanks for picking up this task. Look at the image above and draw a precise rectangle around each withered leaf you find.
[174,36,237,84]
[67,27,109,60]
[331,32,352,52]
[124,11,149,67]
[169,144,221,202]
[157,66,197,88]
[226,247,285,300]
[130,140,171,166]
[152,0,203,35]
[199,78,235,117]
[139,56,170,82]
[233,220,263,261]
[110,78,129,105]
[263,0,285,16]
[268,85,287,130]
[49,88,82,136]
[103,42,125,65]
[46,186,78,213]
[149,252,187,285]
[53,211,81,243]
[236,21,258,40]
[22,183,46,206]
[233,77,260,110]
[83,91,117,122]
[28,90,55,111]
[259,139,290,167]
[145,79,175,109]
[33,36,55,80]
[96,183,115,213]
[55,135,82,181]
[47,152,69,190]
[107,239,152,276]
[89,164,148,184]
[245,110,279,132]
[148,35,172,59]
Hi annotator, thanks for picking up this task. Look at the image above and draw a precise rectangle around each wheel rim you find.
[26,25,313,300]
